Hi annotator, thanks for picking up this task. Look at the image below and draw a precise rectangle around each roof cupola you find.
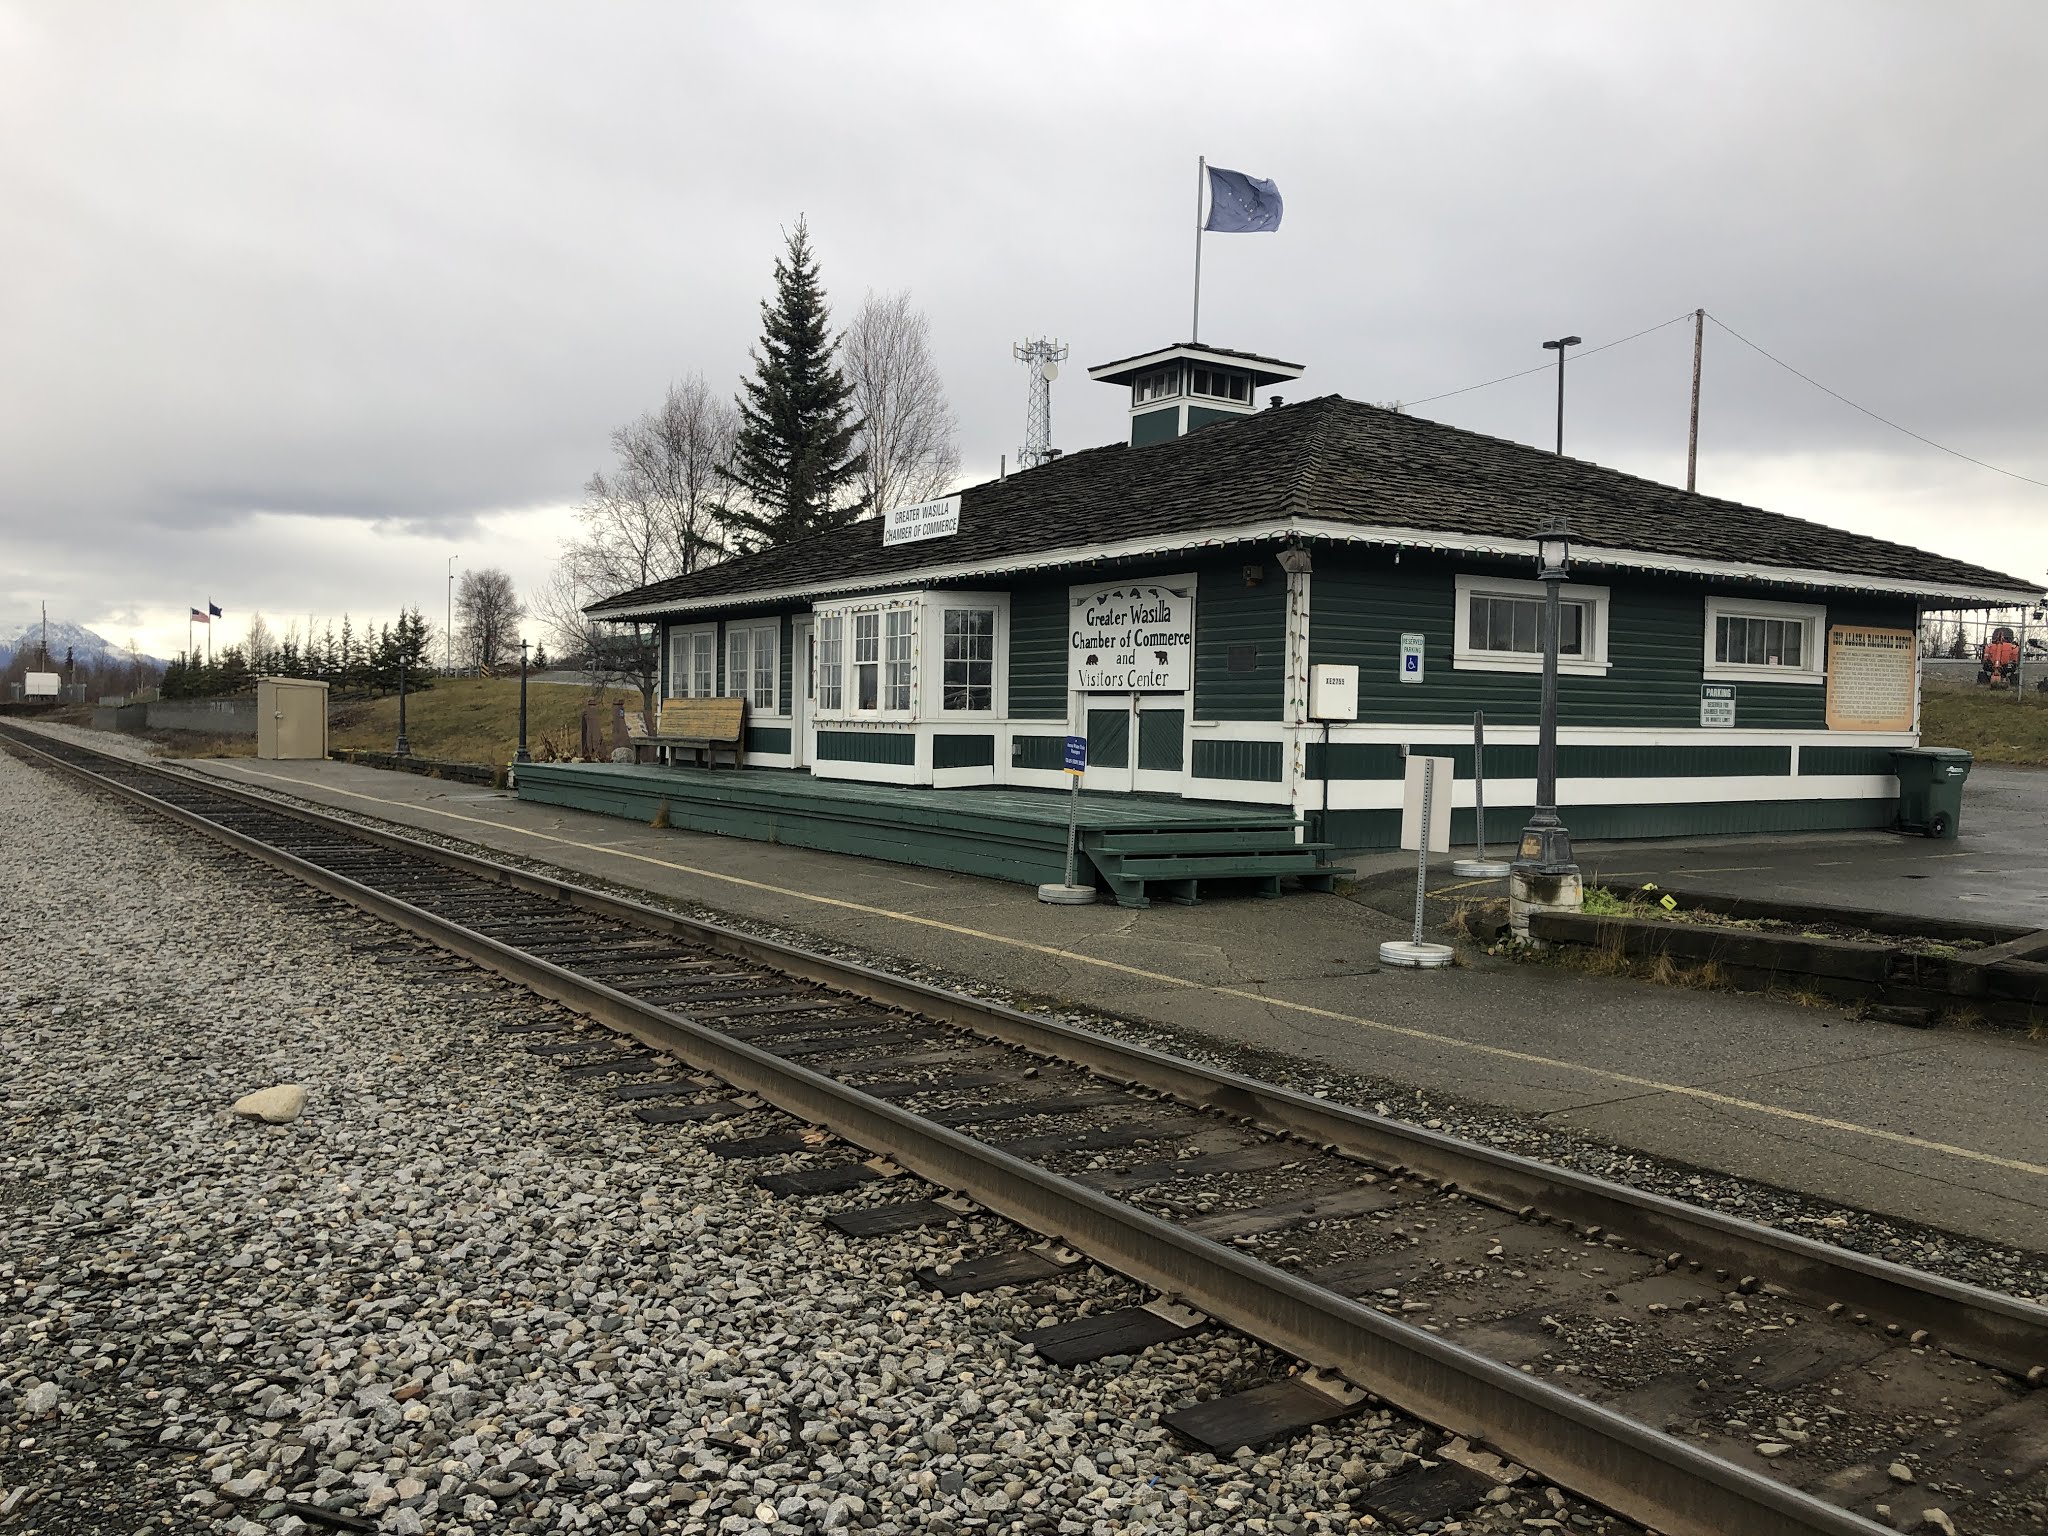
[1088,343,1304,447]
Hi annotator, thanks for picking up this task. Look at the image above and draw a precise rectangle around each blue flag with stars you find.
[1203,166,1283,233]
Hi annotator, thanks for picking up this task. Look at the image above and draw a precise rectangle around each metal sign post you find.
[1452,710,1509,878]
[1381,759,1455,968]
[1039,736,1098,905]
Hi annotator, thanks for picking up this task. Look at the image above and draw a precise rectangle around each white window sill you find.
[1452,653,1611,677]
[1702,665,1825,687]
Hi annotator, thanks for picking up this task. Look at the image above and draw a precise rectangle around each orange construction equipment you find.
[1980,627,2020,685]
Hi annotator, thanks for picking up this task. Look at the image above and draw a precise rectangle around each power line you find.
[1401,311,1695,407]
[1703,312,2048,491]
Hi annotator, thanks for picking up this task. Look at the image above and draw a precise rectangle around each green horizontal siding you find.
[1308,551,1916,732]
[1192,738,1284,782]
[1314,795,1896,852]
[1304,742,1793,780]
[745,725,792,754]
[815,730,915,766]
[1801,745,1902,776]
[1007,581,1068,720]
[1195,563,1285,721]
[1011,734,1066,772]
[932,733,996,769]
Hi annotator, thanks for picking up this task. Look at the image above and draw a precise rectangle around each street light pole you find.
[1509,517,1583,938]
[446,556,458,676]
[515,639,532,765]
[1542,335,1581,455]
[395,655,411,757]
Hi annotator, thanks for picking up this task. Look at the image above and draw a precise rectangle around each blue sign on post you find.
[1063,735,1087,775]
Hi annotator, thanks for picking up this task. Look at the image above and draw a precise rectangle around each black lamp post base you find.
[1512,821,1578,875]
[395,735,411,758]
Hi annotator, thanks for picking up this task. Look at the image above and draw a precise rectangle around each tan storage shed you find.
[256,677,329,760]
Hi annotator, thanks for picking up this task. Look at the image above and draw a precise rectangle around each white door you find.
[1079,693,1188,795]
[790,617,813,768]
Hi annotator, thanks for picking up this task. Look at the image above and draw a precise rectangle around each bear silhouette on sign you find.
[1084,653,1099,667]
[1154,651,1169,664]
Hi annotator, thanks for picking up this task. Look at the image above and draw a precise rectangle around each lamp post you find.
[395,654,411,758]
[446,555,458,676]
[1541,335,1581,455]
[515,639,532,765]
[1509,517,1583,937]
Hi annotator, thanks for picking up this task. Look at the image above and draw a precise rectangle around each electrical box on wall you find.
[1309,664,1359,721]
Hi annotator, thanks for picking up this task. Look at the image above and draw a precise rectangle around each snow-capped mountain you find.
[0,618,166,670]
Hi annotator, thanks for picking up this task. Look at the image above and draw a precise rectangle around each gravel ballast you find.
[0,742,1626,1533]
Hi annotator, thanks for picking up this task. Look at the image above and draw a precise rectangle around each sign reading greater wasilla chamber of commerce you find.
[1069,580,1193,693]
[881,494,960,547]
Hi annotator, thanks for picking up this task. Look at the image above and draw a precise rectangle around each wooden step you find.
[1094,852,1334,880]
[1091,831,1324,855]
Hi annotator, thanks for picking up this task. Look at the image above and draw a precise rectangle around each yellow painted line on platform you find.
[205,762,2048,1183]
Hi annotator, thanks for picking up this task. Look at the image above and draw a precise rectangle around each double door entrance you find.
[1082,693,1187,794]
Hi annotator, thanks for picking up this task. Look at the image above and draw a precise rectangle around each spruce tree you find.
[723,217,866,548]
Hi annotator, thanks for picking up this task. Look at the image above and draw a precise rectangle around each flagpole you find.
[206,600,213,665]
[1191,156,1205,344]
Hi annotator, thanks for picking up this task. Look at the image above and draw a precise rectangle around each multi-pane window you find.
[1467,593,1586,657]
[853,613,881,710]
[726,625,776,711]
[942,607,995,711]
[884,609,913,711]
[1133,365,1182,404]
[1715,613,1804,669]
[670,629,716,697]
[1188,366,1250,402]
[816,614,843,709]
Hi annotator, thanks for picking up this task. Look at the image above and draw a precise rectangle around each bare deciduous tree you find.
[552,376,738,713]
[842,289,959,516]
[243,611,276,667]
[455,567,524,673]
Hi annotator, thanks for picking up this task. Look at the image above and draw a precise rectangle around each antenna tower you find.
[1013,338,1069,469]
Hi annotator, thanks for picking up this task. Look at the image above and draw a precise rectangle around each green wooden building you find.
[561,341,2035,879]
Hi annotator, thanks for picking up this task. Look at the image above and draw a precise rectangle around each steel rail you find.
[1,729,2031,1536]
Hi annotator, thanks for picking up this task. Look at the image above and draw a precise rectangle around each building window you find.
[726,623,777,712]
[668,626,716,698]
[1133,365,1182,405]
[884,609,913,710]
[942,607,995,711]
[1704,597,1825,684]
[1188,365,1250,403]
[1452,574,1610,676]
[817,614,843,710]
[853,612,881,710]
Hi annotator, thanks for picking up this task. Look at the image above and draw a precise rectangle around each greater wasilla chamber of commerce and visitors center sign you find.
[1069,581,1194,692]
[881,495,961,547]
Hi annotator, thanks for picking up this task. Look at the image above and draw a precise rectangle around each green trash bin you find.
[1891,747,1973,839]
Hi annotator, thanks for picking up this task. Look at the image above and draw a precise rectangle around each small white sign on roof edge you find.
[881,494,961,547]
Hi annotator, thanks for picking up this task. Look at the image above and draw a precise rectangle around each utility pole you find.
[1686,308,1704,492]
[446,556,458,676]
[1541,335,1581,454]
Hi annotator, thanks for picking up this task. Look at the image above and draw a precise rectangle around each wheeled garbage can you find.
[1890,746,1973,839]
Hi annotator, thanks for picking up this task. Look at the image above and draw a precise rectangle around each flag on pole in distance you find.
[1203,166,1283,233]
[208,601,222,618]
[190,607,210,624]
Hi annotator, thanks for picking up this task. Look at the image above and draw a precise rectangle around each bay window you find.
[810,591,1007,723]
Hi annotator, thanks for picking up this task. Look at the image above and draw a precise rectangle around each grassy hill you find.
[1919,685,2048,765]
[329,678,643,767]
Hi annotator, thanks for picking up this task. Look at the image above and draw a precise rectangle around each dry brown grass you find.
[328,678,641,767]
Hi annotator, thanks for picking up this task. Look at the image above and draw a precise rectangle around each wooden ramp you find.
[512,762,1346,907]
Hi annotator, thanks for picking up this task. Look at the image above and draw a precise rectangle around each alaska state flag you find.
[208,601,223,618]
[1204,166,1283,233]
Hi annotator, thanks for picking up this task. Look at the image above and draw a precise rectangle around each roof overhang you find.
[1087,345,1305,390]
[587,519,2041,621]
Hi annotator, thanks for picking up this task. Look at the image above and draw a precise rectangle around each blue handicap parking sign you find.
[1063,735,1087,773]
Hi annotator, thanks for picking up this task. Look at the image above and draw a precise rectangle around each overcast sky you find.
[4,0,2044,659]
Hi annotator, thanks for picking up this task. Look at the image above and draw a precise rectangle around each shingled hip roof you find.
[587,397,2039,618]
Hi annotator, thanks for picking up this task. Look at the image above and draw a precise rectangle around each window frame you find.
[939,603,999,714]
[1703,596,1826,686]
[724,620,779,714]
[1451,573,1611,676]
[666,623,719,699]
[1133,365,1183,406]
[809,589,1010,724]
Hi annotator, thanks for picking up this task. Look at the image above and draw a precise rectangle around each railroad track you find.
[7,723,2045,1536]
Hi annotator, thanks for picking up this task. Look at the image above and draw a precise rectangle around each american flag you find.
[190,607,209,623]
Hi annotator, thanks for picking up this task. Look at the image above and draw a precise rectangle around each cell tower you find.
[1013,337,1069,469]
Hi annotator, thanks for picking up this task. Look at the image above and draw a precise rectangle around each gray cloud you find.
[2,0,2043,651]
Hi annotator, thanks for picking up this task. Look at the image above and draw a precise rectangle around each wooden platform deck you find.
[513,762,1345,907]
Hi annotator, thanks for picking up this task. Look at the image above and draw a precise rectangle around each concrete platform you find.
[174,753,2048,1252]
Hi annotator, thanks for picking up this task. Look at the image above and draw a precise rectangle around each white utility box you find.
[24,672,59,698]
[257,677,330,760]
[1309,664,1359,721]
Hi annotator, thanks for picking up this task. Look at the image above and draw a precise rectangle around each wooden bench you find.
[640,696,746,768]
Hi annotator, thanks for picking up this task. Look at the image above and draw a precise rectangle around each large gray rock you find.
[231,1084,307,1124]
